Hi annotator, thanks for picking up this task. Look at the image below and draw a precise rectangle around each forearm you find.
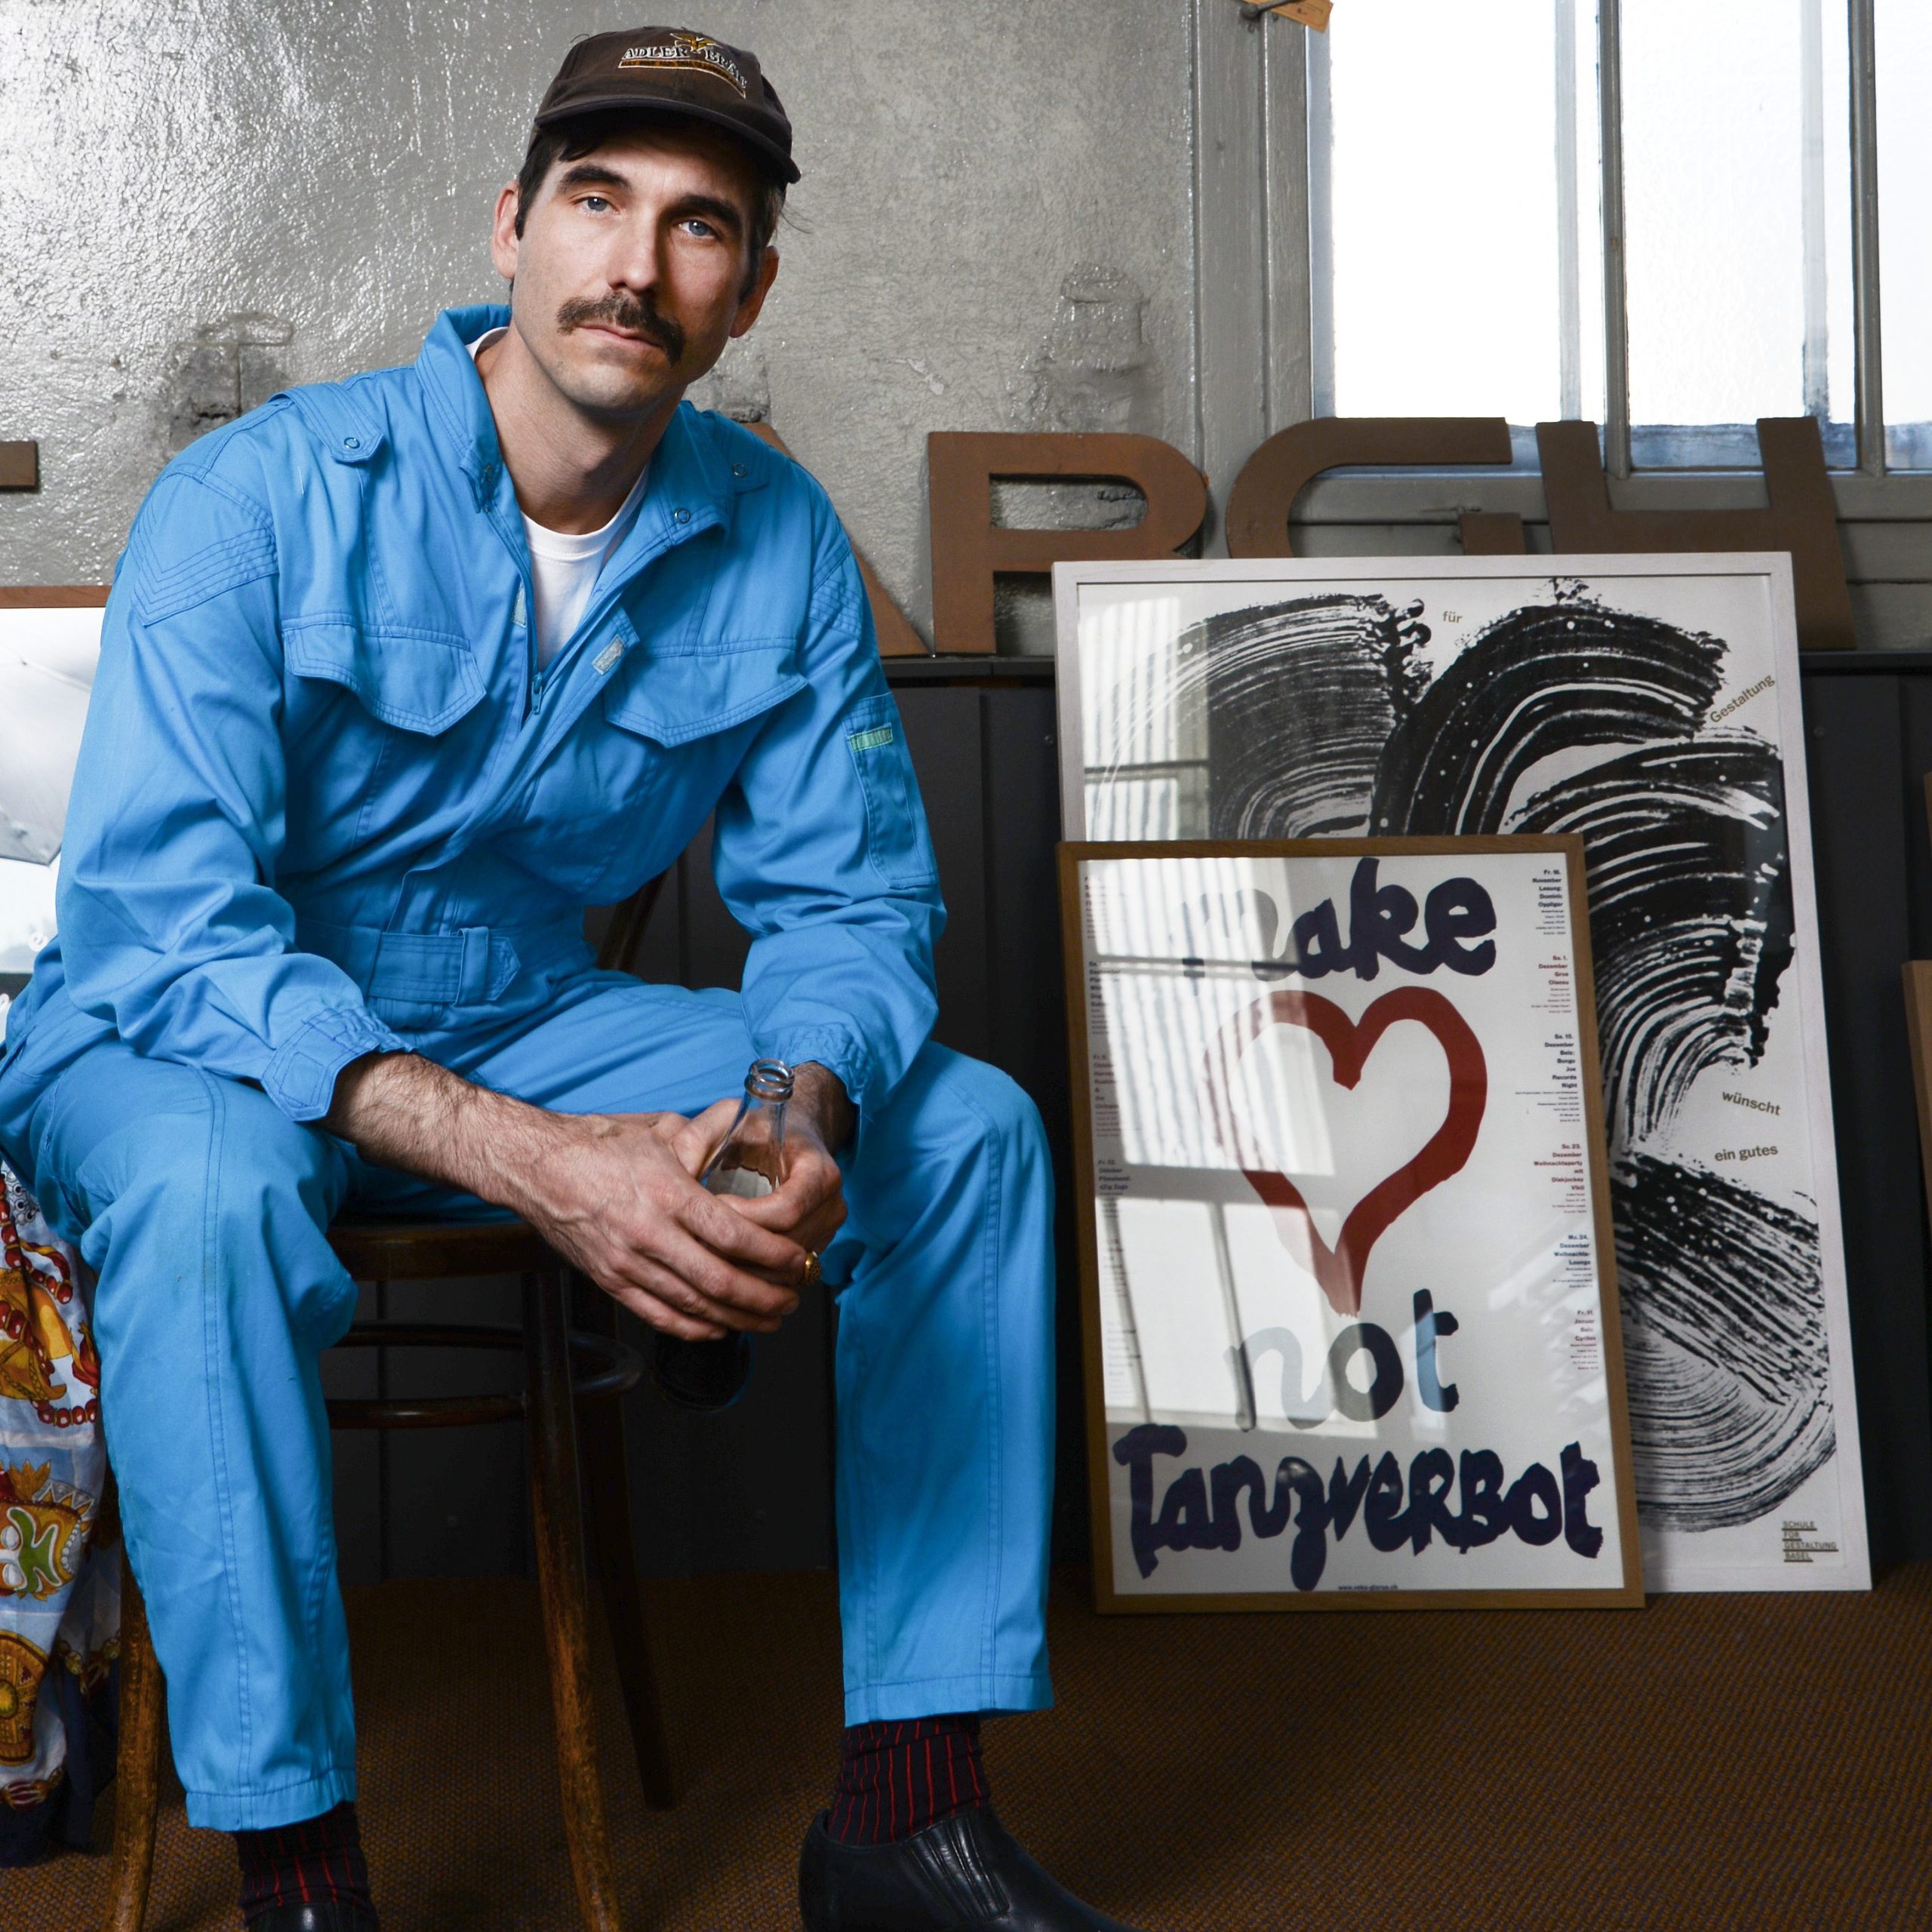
[791,1060,855,1155]
[323,1051,558,1217]
[329,1052,850,1192]
[323,1049,813,1340]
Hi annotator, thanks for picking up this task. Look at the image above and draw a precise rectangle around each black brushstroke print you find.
[1371,601,1727,835]
[1177,586,1830,1537]
[1611,1152,1832,1531]
[1199,595,1429,838]
[1199,594,1795,1143]
[1512,737,1795,1141]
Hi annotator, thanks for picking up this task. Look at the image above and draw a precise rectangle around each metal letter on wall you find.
[1537,418,1856,652]
[1223,417,1517,559]
[928,432,1208,655]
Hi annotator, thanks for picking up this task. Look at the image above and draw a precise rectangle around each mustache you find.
[556,294,686,365]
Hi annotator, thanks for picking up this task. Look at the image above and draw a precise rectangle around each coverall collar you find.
[414,304,737,558]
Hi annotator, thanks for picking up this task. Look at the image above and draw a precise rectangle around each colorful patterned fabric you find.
[0,1161,118,1866]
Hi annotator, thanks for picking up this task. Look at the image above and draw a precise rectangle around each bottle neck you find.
[744,1057,795,1104]
[703,1079,789,1196]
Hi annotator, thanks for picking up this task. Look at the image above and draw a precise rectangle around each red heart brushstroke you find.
[1205,987,1488,1318]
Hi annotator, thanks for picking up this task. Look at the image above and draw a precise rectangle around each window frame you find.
[1294,0,1893,480]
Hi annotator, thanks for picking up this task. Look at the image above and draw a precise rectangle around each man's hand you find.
[703,1060,852,1265]
[325,1052,814,1340]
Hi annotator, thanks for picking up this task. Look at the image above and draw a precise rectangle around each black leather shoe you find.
[248,1905,380,1931]
[798,1806,1142,1931]
[651,1330,752,1411]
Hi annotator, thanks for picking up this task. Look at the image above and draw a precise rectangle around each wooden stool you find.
[103,1220,676,1932]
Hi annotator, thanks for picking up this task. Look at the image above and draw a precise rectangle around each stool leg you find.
[104,1552,162,1932]
[526,1266,626,1932]
[576,1290,677,1809]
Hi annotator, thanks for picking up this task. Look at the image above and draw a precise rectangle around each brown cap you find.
[532,28,798,184]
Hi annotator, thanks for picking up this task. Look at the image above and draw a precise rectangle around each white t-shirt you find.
[469,328,648,669]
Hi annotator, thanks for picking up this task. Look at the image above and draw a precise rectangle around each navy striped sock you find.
[826,1715,988,1845]
[233,1800,374,1924]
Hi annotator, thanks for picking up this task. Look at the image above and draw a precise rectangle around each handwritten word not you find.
[1238,1291,1461,1425]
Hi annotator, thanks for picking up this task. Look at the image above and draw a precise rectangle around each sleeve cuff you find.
[263,1005,410,1122]
[767,1026,878,1120]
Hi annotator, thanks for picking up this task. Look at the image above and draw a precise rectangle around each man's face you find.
[489,122,778,421]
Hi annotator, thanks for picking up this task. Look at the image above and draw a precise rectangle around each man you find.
[0,28,1144,1932]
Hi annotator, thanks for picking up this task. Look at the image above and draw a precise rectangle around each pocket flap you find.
[602,641,804,748]
[284,620,485,734]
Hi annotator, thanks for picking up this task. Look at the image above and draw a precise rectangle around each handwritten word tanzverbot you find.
[1113,1423,1607,1589]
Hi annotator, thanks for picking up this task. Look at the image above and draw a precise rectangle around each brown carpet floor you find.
[6,1564,1930,1930]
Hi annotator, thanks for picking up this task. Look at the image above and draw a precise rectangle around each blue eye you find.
[581,195,611,213]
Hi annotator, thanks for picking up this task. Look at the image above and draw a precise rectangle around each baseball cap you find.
[532,27,798,184]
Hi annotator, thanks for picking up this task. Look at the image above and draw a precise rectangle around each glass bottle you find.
[700,1057,792,1199]
[653,1058,794,1412]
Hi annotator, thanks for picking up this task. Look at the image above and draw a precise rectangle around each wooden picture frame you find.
[0,586,110,609]
[1060,835,1644,1613]
[1904,959,1932,1244]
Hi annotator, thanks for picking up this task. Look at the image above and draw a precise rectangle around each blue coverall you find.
[0,306,1055,1831]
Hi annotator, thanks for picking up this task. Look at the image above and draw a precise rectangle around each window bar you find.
[1800,0,1831,423]
[1848,0,1884,475]
[1555,0,1583,421]
[1263,14,1314,432]
[1306,22,1336,420]
[1598,0,1632,476]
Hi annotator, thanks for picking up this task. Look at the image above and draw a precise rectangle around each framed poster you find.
[1054,555,1869,1593]
[0,592,106,1001]
[1063,838,1642,1611]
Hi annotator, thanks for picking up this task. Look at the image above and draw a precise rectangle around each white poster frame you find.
[1052,553,1869,1594]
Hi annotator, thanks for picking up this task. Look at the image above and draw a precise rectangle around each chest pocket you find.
[601,640,804,746]
[283,618,486,734]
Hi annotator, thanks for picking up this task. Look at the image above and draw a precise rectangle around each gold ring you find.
[801,1251,823,1291]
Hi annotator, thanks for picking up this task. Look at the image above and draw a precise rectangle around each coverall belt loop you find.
[457,925,493,1004]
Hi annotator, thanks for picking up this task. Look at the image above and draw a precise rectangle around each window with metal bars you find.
[1306,0,1923,478]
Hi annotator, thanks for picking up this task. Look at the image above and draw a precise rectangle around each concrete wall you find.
[10,4,1930,648]
[0,0,1198,632]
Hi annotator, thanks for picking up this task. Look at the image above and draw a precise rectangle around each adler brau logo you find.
[617,33,749,95]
